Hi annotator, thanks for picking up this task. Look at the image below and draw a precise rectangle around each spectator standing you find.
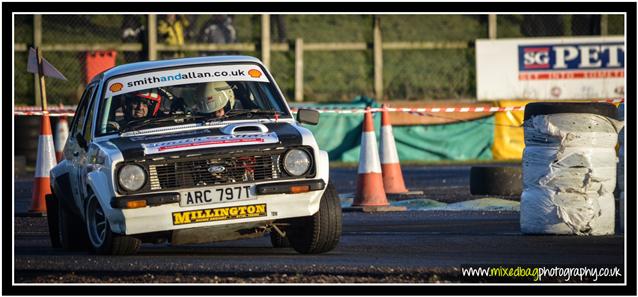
[198,15,238,56]
[121,15,147,62]
[182,15,198,42]
[158,14,190,58]
[271,15,287,43]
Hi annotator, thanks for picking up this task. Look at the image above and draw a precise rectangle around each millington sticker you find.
[172,203,267,225]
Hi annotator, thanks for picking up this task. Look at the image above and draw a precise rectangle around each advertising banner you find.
[105,64,269,98]
[476,36,625,101]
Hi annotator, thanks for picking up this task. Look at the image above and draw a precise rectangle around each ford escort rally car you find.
[46,55,341,255]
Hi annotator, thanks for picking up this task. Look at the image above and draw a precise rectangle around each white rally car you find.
[46,56,341,255]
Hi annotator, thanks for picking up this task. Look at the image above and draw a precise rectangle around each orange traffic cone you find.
[29,112,57,215]
[379,105,409,194]
[54,115,69,162]
[348,107,405,212]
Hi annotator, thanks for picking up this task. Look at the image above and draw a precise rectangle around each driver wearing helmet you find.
[123,89,162,120]
[110,89,163,131]
[199,81,235,117]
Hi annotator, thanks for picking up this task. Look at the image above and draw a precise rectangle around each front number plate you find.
[180,185,256,207]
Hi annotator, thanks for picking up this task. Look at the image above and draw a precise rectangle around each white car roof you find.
[94,55,265,83]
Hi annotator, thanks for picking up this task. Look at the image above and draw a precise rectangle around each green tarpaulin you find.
[292,97,494,162]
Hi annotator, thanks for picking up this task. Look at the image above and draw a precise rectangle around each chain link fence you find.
[15,15,133,106]
[14,14,625,105]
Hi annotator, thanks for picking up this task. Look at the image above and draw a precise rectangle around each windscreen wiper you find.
[207,109,280,123]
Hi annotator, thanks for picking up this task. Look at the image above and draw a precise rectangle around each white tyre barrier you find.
[520,103,623,235]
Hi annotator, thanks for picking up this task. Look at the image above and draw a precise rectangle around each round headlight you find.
[118,164,146,192]
[283,149,311,176]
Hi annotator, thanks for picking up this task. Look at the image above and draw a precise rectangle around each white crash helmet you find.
[199,81,235,113]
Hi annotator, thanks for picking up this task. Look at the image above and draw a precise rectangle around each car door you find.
[77,88,98,204]
[66,84,97,210]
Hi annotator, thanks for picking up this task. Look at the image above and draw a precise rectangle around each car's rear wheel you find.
[287,182,342,254]
[85,195,141,255]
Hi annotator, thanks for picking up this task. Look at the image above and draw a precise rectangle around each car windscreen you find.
[96,64,290,136]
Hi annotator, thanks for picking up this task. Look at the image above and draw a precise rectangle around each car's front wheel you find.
[287,182,342,254]
[45,194,61,248]
[50,193,90,251]
[85,195,141,255]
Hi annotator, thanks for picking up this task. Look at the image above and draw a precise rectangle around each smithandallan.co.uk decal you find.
[172,203,267,225]
[142,133,279,154]
[105,64,269,97]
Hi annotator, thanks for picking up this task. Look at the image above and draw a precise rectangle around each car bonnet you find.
[107,122,303,160]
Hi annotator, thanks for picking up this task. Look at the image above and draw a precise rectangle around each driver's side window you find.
[110,97,126,124]
[70,84,96,139]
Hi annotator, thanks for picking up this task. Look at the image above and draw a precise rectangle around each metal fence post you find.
[295,38,304,102]
[488,14,497,39]
[261,14,271,69]
[33,15,42,107]
[148,14,157,61]
[374,16,383,100]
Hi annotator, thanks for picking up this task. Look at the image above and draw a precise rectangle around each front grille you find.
[145,147,301,191]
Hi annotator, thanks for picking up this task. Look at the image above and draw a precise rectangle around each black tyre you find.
[470,166,522,197]
[45,194,61,248]
[524,102,618,121]
[287,182,342,254]
[270,230,291,248]
[85,195,141,255]
[57,194,90,251]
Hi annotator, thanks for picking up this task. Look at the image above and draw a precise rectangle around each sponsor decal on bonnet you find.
[130,129,208,142]
[142,132,279,154]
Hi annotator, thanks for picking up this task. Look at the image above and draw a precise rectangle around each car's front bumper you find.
[117,179,326,235]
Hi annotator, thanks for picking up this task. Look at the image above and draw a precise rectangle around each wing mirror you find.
[296,109,320,125]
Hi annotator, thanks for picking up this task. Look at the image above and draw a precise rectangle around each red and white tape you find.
[14,111,76,117]
[14,98,624,117]
[14,105,77,117]
[14,105,77,111]
[290,106,526,113]
[290,98,624,114]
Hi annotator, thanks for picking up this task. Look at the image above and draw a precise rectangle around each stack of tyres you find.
[520,103,623,235]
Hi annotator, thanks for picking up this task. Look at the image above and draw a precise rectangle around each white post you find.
[373,16,383,100]
[488,14,497,39]
[261,14,271,68]
[147,14,157,61]
[294,38,304,102]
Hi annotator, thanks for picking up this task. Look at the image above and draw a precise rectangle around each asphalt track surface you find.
[12,166,625,284]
